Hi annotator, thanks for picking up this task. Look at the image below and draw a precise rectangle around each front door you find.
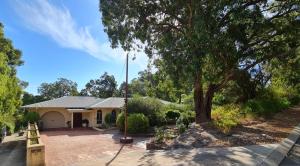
[73,113,82,127]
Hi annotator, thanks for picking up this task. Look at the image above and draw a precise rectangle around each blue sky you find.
[0,0,148,94]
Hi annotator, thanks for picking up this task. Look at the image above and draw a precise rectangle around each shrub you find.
[165,110,180,120]
[116,112,125,131]
[104,113,115,124]
[127,97,164,126]
[127,113,149,134]
[154,127,165,143]
[289,95,300,105]
[24,112,40,123]
[243,97,291,118]
[176,111,194,127]
[176,122,187,134]
[212,104,240,134]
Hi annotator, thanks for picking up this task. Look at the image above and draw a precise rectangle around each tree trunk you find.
[194,72,209,123]
[204,84,215,120]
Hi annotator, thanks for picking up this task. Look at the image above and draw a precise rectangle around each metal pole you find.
[124,53,128,139]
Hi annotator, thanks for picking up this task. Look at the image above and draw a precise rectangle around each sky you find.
[0,0,149,95]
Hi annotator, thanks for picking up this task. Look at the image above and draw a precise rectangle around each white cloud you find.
[12,0,148,68]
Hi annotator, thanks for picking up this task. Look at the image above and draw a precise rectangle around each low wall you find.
[26,123,45,166]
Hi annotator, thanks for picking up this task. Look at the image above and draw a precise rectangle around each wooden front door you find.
[73,113,82,127]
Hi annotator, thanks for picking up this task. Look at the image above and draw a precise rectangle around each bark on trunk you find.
[194,72,209,123]
[204,85,215,120]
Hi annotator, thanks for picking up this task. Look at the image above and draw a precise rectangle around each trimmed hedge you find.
[127,113,149,134]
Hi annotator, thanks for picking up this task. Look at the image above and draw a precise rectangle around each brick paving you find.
[40,128,148,166]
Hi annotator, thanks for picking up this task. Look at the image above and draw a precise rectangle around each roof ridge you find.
[87,97,111,108]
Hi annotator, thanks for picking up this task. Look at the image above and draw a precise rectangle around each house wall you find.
[28,108,72,128]
[90,108,121,127]
[28,107,121,128]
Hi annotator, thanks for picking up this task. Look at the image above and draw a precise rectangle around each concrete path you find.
[80,144,278,166]
[0,133,26,166]
[280,138,300,165]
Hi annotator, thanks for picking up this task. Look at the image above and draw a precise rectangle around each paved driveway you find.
[0,133,26,166]
[40,128,149,166]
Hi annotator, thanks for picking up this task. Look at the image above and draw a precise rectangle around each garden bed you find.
[148,105,300,150]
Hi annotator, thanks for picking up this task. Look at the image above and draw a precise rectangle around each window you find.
[97,110,102,124]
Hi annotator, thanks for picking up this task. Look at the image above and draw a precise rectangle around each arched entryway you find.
[41,111,65,129]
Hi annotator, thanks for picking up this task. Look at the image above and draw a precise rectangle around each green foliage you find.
[176,111,194,128]
[212,105,241,134]
[24,112,40,123]
[100,0,299,122]
[80,72,117,98]
[0,113,16,133]
[22,92,46,106]
[127,113,149,134]
[116,111,125,131]
[244,98,290,118]
[104,113,116,124]
[0,23,23,133]
[176,122,187,134]
[165,110,180,120]
[127,97,165,126]
[154,127,165,143]
[38,78,78,99]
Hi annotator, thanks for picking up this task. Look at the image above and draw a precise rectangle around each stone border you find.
[259,123,300,166]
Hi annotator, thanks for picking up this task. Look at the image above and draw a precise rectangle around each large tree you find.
[100,0,300,123]
[38,78,78,99]
[0,23,23,130]
[80,72,117,98]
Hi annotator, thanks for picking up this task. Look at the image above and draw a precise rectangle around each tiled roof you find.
[22,96,173,109]
[21,96,104,108]
[90,97,125,108]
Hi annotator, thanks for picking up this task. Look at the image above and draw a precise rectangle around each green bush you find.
[154,127,165,143]
[212,104,240,134]
[243,96,291,118]
[116,112,125,131]
[104,113,116,124]
[165,110,180,120]
[127,97,164,126]
[176,110,195,126]
[0,113,16,133]
[24,112,40,123]
[127,113,149,134]
[176,122,187,134]
[289,95,300,105]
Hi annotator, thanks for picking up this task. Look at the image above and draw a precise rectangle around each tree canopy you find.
[100,0,300,122]
[0,23,23,130]
[38,78,79,99]
[80,72,117,98]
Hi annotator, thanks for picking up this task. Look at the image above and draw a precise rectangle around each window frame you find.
[96,110,102,124]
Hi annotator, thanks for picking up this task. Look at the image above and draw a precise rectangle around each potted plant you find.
[66,121,71,128]
[82,119,89,127]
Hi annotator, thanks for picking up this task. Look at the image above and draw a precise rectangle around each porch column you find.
[71,112,73,129]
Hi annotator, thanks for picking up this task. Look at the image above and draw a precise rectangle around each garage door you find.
[41,111,65,129]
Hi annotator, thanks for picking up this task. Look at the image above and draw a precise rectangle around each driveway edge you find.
[259,123,300,166]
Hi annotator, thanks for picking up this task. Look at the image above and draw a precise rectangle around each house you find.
[22,96,125,129]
